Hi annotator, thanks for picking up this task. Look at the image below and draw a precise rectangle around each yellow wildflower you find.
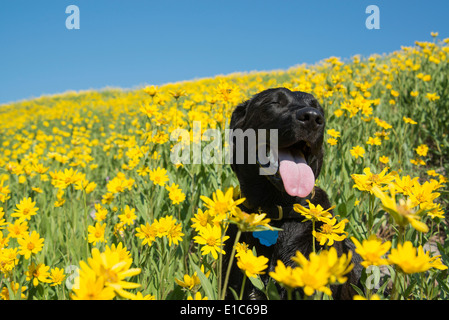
[149,167,169,187]
[230,207,272,232]
[166,183,186,205]
[327,129,341,138]
[49,267,66,286]
[415,144,429,157]
[379,156,389,164]
[25,262,50,287]
[70,271,115,300]
[11,197,39,222]
[366,136,381,146]
[312,217,348,246]
[18,231,45,259]
[79,247,141,299]
[0,281,27,300]
[135,222,157,247]
[426,92,440,101]
[175,272,201,291]
[403,116,417,124]
[269,260,302,290]
[200,187,245,222]
[291,250,333,297]
[293,200,334,223]
[87,222,107,245]
[236,249,269,278]
[193,224,229,259]
[118,205,137,226]
[327,138,338,146]
[388,241,447,274]
[351,167,395,194]
[351,235,391,268]
[350,145,365,159]
[372,185,429,233]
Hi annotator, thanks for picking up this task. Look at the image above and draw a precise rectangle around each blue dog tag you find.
[252,230,279,247]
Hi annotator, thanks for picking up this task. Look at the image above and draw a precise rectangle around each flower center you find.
[206,236,217,247]
[104,269,119,283]
[397,201,413,216]
[370,174,379,184]
[214,202,229,216]
[321,224,334,234]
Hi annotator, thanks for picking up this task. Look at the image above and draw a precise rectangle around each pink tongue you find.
[278,148,315,198]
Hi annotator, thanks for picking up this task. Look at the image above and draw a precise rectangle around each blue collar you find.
[252,230,279,247]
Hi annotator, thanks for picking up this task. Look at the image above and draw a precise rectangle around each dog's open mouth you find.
[258,140,315,198]
[278,141,315,198]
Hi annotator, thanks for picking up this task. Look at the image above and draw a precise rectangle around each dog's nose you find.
[296,108,324,129]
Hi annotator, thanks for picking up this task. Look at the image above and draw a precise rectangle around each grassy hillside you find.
[0,36,448,300]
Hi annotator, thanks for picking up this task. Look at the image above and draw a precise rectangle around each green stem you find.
[221,229,241,300]
[368,194,375,237]
[420,272,425,300]
[312,220,316,253]
[160,242,174,300]
[155,238,165,299]
[149,184,155,222]
[390,266,401,300]
[83,190,89,258]
[398,225,405,245]
[239,274,247,300]
[287,287,293,300]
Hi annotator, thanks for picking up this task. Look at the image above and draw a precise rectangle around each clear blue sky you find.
[1,0,448,105]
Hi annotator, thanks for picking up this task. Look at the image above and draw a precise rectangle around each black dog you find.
[224,87,362,299]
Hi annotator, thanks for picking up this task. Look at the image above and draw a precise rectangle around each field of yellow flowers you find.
[0,35,448,300]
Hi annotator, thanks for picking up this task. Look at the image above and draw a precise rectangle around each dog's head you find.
[230,87,325,209]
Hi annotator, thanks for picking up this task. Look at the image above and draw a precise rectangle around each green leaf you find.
[248,275,265,291]
[228,286,239,300]
[436,275,449,295]
[335,202,347,218]
[437,242,449,265]
[403,278,417,298]
[166,284,186,300]
[350,283,365,297]
[345,194,357,217]
[192,263,216,300]
[266,279,280,300]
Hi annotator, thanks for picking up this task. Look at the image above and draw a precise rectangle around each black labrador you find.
[224,87,362,299]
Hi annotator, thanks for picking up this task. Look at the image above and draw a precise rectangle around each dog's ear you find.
[230,99,249,129]
[229,99,249,175]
